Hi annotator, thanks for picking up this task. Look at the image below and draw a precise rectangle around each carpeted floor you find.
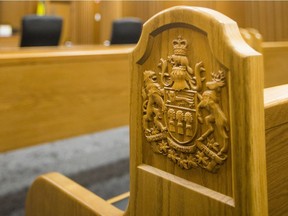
[0,126,130,216]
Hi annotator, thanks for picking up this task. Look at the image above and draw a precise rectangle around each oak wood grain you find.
[130,6,267,216]
[25,172,123,216]
[264,84,288,215]
[25,85,288,216]
[0,45,133,152]
[24,7,288,216]
[263,42,288,88]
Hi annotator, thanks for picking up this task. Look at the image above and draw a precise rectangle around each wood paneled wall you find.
[0,1,99,46]
[47,1,100,45]
[70,1,98,45]
[99,1,288,43]
[0,1,287,46]
[99,1,123,44]
[0,1,36,30]
[244,1,288,41]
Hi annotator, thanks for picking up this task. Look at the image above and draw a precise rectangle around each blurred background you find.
[0,1,287,216]
[0,1,287,48]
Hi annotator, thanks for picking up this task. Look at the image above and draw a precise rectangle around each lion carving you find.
[142,70,166,132]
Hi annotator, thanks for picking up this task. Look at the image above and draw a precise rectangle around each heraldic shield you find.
[142,36,229,173]
[164,87,198,145]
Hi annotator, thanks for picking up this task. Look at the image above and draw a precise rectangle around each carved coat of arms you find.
[142,36,229,173]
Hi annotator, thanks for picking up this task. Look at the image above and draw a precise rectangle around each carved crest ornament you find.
[142,36,229,173]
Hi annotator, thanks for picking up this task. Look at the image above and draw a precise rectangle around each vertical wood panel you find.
[245,1,288,41]
[274,2,283,41]
[214,2,246,27]
[283,2,288,41]
[93,2,101,44]
[0,1,36,30]
[121,1,163,21]
[1,2,287,45]
[99,1,122,43]
[117,1,288,42]
[70,1,96,45]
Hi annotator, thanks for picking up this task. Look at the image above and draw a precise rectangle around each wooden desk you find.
[0,45,133,152]
[0,35,19,47]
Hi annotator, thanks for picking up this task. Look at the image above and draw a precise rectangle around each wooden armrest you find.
[25,172,124,216]
[264,84,288,129]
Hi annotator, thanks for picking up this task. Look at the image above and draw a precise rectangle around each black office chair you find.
[110,17,142,45]
[20,15,63,47]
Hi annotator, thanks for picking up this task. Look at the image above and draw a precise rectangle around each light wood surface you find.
[1,2,287,46]
[240,28,263,52]
[0,1,36,30]
[107,192,130,205]
[264,84,288,129]
[0,45,133,152]
[0,35,20,47]
[25,172,123,216]
[244,1,288,41]
[264,84,288,215]
[70,1,98,45]
[263,41,288,88]
[25,85,288,216]
[24,6,288,216]
[239,33,288,88]
[130,6,267,216]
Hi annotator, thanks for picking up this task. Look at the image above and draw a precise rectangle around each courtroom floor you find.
[0,126,130,216]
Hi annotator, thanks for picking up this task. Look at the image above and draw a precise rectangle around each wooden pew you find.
[264,84,288,216]
[0,45,133,152]
[240,28,288,87]
[25,6,288,216]
[263,41,288,87]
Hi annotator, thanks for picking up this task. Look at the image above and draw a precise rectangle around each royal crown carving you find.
[142,36,229,173]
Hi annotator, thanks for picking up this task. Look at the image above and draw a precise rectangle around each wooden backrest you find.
[129,6,268,216]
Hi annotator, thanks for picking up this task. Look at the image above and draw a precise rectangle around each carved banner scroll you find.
[142,36,229,173]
